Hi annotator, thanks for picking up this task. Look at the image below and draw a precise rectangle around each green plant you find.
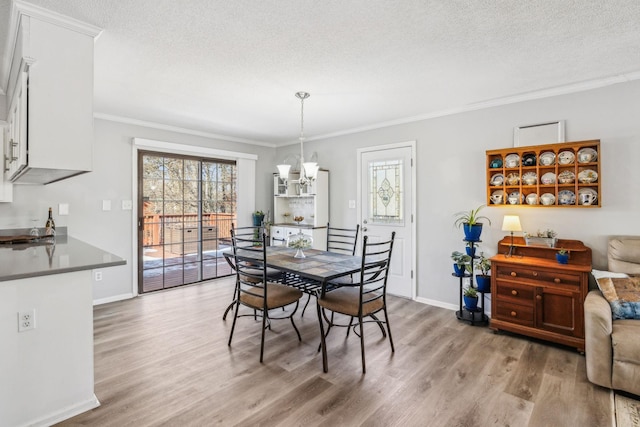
[451,251,472,273]
[475,252,491,276]
[453,205,492,228]
[524,229,557,238]
[463,286,478,298]
[557,248,568,255]
[253,210,264,216]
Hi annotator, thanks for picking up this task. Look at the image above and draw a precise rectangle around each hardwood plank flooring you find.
[57,276,616,426]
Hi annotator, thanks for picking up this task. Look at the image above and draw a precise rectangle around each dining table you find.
[224,245,363,372]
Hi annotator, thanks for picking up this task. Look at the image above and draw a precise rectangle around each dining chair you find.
[298,223,360,317]
[228,228,303,363]
[316,231,396,373]
[223,224,283,321]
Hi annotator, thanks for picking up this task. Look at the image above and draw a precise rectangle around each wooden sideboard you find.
[490,237,592,351]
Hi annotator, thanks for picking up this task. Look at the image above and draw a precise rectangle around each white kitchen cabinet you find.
[272,170,329,249]
[0,125,14,202]
[5,6,101,184]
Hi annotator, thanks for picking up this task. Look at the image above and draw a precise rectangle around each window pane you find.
[368,159,404,225]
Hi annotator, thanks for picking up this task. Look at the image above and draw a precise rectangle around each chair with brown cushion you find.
[297,223,361,317]
[316,232,395,373]
[223,224,283,321]
[228,228,302,363]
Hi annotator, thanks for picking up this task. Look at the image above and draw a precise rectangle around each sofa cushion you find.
[597,276,640,319]
[608,238,640,275]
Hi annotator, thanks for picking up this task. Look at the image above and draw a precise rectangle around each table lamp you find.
[502,215,522,257]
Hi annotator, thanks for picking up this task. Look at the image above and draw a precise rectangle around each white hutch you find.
[271,170,329,249]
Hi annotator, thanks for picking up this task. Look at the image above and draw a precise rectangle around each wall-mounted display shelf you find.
[486,140,601,208]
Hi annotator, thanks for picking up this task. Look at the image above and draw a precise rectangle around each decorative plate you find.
[526,193,539,205]
[578,188,598,205]
[540,193,556,205]
[539,151,556,166]
[522,153,536,166]
[490,189,505,205]
[578,169,598,183]
[505,153,520,168]
[541,172,556,185]
[557,170,576,184]
[522,171,537,185]
[506,172,520,185]
[558,190,576,205]
[490,173,504,186]
[558,150,575,165]
[489,158,503,168]
[577,147,598,163]
[508,191,523,205]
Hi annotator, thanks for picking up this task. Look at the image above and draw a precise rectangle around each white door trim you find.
[356,140,417,300]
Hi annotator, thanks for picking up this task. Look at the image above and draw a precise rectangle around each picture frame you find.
[513,120,565,147]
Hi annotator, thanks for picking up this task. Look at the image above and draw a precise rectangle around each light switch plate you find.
[102,200,111,211]
[348,200,356,209]
[122,200,133,210]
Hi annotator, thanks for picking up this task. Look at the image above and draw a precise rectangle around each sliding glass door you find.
[139,152,236,293]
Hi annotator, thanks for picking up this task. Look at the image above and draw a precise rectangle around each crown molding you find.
[94,112,276,148]
[308,70,640,143]
[11,0,103,38]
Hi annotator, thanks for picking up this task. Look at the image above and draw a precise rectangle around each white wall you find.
[0,119,276,303]
[277,80,640,307]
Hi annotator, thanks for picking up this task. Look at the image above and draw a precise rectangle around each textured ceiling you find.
[1,0,639,145]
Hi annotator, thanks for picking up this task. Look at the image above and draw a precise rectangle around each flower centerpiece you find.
[524,229,557,248]
[287,231,313,258]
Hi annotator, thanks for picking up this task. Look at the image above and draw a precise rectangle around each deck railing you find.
[143,213,236,246]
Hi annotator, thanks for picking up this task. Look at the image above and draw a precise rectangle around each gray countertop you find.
[0,235,126,282]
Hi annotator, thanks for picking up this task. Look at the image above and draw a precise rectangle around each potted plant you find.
[556,248,570,264]
[475,253,491,292]
[463,286,479,310]
[465,241,477,257]
[451,251,472,276]
[454,205,491,242]
[252,210,265,226]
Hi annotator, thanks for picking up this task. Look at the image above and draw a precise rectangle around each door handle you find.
[363,219,368,224]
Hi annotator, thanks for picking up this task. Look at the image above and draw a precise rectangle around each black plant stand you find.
[454,239,489,326]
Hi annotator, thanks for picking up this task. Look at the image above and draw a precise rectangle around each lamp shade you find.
[501,215,522,232]
[277,164,291,180]
[303,162,318,179]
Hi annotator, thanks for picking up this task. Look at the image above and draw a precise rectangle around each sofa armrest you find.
[584,290,613,388]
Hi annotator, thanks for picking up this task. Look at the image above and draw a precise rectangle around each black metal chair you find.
[298,223,360,317]
[316,232,396,373]
[222,224,282,321]
[227,228,303,363]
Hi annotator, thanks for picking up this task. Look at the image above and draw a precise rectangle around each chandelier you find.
[277,91,319,188]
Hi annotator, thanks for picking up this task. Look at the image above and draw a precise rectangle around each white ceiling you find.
[1,0,639,146]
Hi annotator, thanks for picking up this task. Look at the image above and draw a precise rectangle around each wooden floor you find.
[58,276,617,427]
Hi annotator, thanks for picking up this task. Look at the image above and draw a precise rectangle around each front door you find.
[358,142,415,299]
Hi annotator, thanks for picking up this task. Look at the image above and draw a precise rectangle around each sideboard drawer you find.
[495,265,580,287]
[495,281,535,303]
[495,302,534,326]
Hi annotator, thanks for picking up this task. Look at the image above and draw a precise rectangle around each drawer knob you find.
[536,295,542,301]
[510,272,517,277]
[511,290,518,296]
[532,272,538,277]
[554,278,561,284]
[510,311,517,317]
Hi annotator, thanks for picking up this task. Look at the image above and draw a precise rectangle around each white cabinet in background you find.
[271,169,329,249]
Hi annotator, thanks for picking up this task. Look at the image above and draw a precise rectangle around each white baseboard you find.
[20,394,100,427]
[93,292,135,306]
[414,296,458,311]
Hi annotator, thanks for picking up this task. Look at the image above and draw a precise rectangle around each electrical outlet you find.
[94,271,103,281]
[18,309,36,332]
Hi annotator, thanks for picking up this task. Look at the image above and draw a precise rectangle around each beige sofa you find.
[584,237,640,396]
